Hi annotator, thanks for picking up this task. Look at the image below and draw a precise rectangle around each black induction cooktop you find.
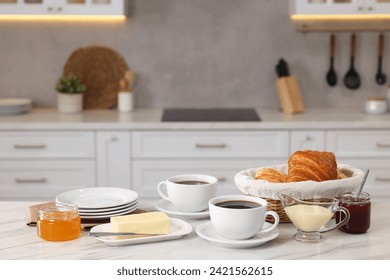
[161,108,261,122]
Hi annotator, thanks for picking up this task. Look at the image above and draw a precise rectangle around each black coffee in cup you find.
[215,200,261,209]
[175,180,209,185]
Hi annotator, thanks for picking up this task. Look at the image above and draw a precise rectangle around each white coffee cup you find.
[157,174,217,212]
[209,195,280,240]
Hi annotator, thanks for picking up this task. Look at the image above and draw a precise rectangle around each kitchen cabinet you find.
[0,0,126,16]
[0,160,95,200]
[96,131,131,188]
[292,0,390,15]
[0,131,96,200]
[132,131,288,197]
[290,130,326,153]
[326,130,390,196]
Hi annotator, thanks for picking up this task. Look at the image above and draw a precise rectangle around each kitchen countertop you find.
[1,107,390,130]
[1,199,389,260]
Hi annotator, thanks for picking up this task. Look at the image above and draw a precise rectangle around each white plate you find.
[196,221,279,249]
[155,199,210,220]
[90,218,192,246]
[80,204,138,219]
[0,98,32,115]
[78,200,138,213]
[56,187,138,209]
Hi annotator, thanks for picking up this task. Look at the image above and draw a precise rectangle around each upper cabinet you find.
[293,0,390,15]
[0,0,126,16]
[290,0,390,31]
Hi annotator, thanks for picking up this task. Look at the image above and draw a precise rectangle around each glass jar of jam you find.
[336,192,371,234]
[37,204,81,241]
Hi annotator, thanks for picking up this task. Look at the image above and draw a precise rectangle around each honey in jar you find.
[336,192,371,234]
[37,204,81,241]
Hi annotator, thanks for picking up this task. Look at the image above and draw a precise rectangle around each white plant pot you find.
[57,93,83,114]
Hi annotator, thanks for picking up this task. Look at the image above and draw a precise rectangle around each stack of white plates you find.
[0,98,32,115]
[55,187,138,220]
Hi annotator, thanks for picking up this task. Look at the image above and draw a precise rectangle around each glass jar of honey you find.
[37,204,81,241]
[336,192,371,234]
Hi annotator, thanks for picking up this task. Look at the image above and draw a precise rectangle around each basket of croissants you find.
[234,150,365,223]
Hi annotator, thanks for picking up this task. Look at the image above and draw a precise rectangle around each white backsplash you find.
[0,0,388,110]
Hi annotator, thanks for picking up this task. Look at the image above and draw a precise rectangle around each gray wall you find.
[0,0,388,110]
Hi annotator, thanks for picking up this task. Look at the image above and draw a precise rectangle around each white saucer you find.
[196,221,280,249]
[155,199,210,220]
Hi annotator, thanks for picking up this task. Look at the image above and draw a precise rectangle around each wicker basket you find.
[263,197,290,223]
[235,163,365,223]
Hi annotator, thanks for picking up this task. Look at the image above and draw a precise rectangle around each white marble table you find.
[0,199,389,260]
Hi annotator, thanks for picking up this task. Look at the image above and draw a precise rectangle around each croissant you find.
[255,168,287,183]
[287,150,338,182]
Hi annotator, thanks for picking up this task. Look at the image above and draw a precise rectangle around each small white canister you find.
[365,97,387,114]
[118,92,133,112]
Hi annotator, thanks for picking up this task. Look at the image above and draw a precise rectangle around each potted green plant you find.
[56,73,86,114]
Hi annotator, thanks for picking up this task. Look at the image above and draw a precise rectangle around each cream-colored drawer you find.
[132,131,289,159]
[327,130,390,157]
[0,131,94,158]
[0,160,95,200]
[132,159,284,198]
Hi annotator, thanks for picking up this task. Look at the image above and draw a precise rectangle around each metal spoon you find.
[344,33,361,90]
[326,33,337,86]
[376,33,387,85]
[356,169,370,198]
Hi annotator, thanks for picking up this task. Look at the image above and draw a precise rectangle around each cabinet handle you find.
[57,7,63,12]
[367,6,373,11]
[47,6,53,11]
[195,143,226,148]
[375,177,390,182]
[15,178,47,184]
[305,136,313,141]
[217,177,226,182]
[358,6,364,11]
[376,143,390,148]
[13,144,46,149]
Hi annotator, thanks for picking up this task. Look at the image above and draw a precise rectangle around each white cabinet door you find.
[56,0,126,15]
[0,131,95,159]
[0,160,95,200]
[365,0,390,13]
[327,130,390,157]
[290,130,326,154]
[0,0,126,15]
[133,131,289,159]
[97,131,131,188]
[293,0,363,15]
[132,159,284,198]
[335,158,390,196]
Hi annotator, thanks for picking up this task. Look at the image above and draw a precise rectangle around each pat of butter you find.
[110,211,170,235]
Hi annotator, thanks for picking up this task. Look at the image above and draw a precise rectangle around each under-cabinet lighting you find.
[291,14,390,21]
[0,15,126,22]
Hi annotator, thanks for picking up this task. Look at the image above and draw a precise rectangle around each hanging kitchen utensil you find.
[343,33,361,90]
[326,33,337,86]
[376,33,387,85]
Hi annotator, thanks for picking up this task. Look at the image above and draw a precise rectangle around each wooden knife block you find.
[275,76,304,114]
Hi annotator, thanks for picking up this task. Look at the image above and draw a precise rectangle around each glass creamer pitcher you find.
[277,189,350,243]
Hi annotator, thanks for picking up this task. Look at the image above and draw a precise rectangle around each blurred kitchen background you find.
[0,0,387,109]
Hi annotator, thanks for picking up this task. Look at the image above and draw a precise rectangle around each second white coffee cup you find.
[209,195,280,240]
[157,174,217,212]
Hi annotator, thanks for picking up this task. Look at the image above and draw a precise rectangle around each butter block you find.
[110,211,170,235]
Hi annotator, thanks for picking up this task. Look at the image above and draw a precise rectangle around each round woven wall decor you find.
[63,46,129,109]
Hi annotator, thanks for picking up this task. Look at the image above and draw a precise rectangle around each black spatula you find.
[343,33,361,90]
[326,33,337,87]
